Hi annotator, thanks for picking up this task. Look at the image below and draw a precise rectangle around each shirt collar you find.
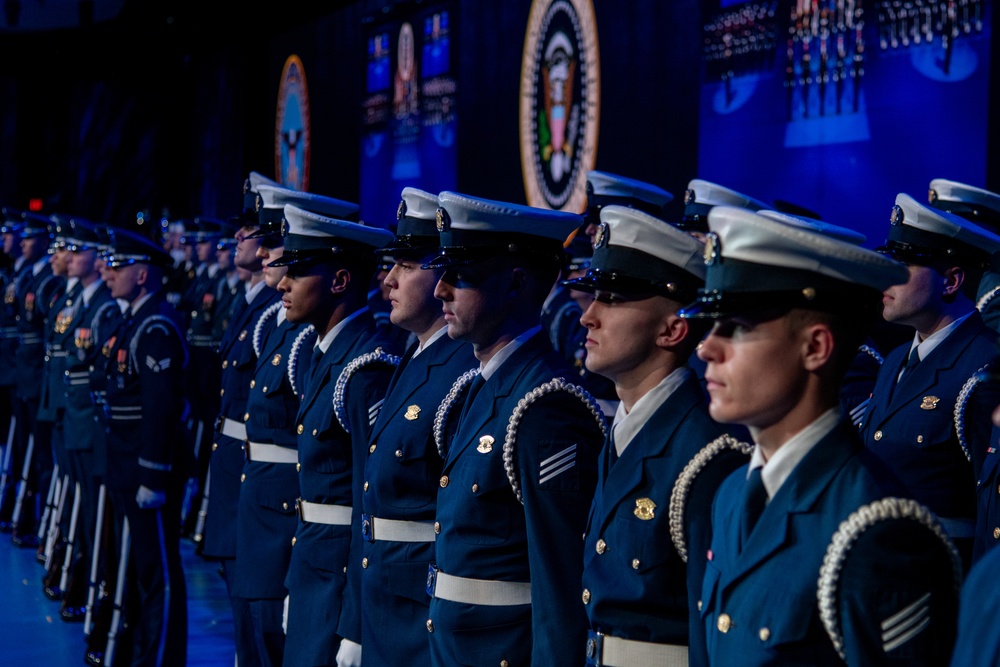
[749,407,841,499]
[611,367,690,457]
[412,324,450,359]
[480,325,542,380]
[316,307,368,354]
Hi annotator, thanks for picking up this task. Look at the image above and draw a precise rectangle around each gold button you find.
[440,476,449,488]
[291,537,296,546]
[994,527,1000,539]
[395,449,403,458]
[426,619,434,633]
[717,613,732,633]
[362,558,369,569]
[369,444,377,454]
[596,538,607,555]
[244,412,250,421]
[697,600,703,611]
[262,386,268,393]
[916,435,923,443]
[220,389,224,397]
[759,627,770,641]
[582,589,591,604]
[364,481,369,492]
[632,558,640,570]
[296,463,301,472]
[240,474,246,483]
[212,443,218,451]
[282,502,288,510]
[501,661,509,667]
[472,484,479,493]
[434,521,441,534]
[250,380,255,388]
[312,428,318,436]
[222,360,228,369]
[874,430,882,441]
[297,424,304,434]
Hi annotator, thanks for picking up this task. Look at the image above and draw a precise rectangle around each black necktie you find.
[900,347,920,382]
[309,347,326,383]
[457,373,486,424]
[740,467,768,547]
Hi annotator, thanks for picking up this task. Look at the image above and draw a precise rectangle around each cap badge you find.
[890,205,904,226]
[477,435,494,454]
[255,193,263,212]
[436,208,450,233]
[802,287,816,301]
[703,232,721,265]
[280,218,288,237]
[684,188,696,205]
[404,404,420,421]
[594,222,609,249]
[928,188,938,203]
[633,497,656,520]
[397,200,406,221]
[920,396,940,410]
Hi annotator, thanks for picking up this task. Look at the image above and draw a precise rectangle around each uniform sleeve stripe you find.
[540,444,577,467]
[138,458,172,472]
[883,616,930,653]
[880,592,931,632]
[539,460,576,485]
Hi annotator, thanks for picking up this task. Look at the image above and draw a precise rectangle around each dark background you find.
[0,0,995,239]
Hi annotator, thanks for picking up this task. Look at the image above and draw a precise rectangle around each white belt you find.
[246,441,297,464]
[429,568,531,606]
[296,499,352,526]
[586,632,689,667]
[217,417,247,441]
[361,514,435,542]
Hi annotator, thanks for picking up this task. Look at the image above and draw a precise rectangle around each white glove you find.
[282,594,289,634]
[135,485,166,509]
[336,638,362,667]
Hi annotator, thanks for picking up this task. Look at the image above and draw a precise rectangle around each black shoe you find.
[12,531,39,548]
[60,604,86,622]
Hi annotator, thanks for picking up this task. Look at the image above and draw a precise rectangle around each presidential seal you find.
[519,0,600,213]
[275,54,312,192]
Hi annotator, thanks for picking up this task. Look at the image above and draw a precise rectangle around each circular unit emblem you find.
[519,0,600,213]
[275,54,312,192]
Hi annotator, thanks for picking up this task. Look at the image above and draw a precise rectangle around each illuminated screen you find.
[360,5,457,228]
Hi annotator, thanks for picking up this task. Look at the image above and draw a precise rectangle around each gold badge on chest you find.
[920,396,940,410]
[404,405,420,421]
[633,497,656,521]
[477,435,494,454]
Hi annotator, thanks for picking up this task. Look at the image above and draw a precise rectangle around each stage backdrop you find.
[697,0,991,245]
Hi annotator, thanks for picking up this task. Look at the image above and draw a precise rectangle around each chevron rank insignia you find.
[146,356,171,372]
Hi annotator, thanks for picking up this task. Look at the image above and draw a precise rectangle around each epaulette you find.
[817,497,961,661]
[90,300,121,332]
[253,301,283,358]
[857,343,884,365]
[977,286,1000,313]
[287,325,316,400]
[668,434,753,563]
[333,347,401,434]
[129,314,187,373]
[954,363,991,463]
[433,368,481,458]
[503,377,607,504]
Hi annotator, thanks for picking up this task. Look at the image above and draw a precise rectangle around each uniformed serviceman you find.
[682,206,961,665]
[359,188,477,667]
[56,218,114,622]
[860,193,1000,568]
[0,209,28,531]
[423,191,606,667]
[228,185,362,667]
[101,227,189,667]
[267,204,398,667]
[10,212,63,546]
[564,205,750,667]
[926,178,1000,331]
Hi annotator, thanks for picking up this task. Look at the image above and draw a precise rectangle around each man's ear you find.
[656,312,690,351]
[801,322,836,373]
[941,266,965,298]
[330,268,351,295]
[135,265,150,287]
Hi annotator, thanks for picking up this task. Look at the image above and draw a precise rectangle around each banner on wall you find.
[519,0,601,213]
[697,0,990,243]
[275,54,312,192]
[360,4,457,227]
